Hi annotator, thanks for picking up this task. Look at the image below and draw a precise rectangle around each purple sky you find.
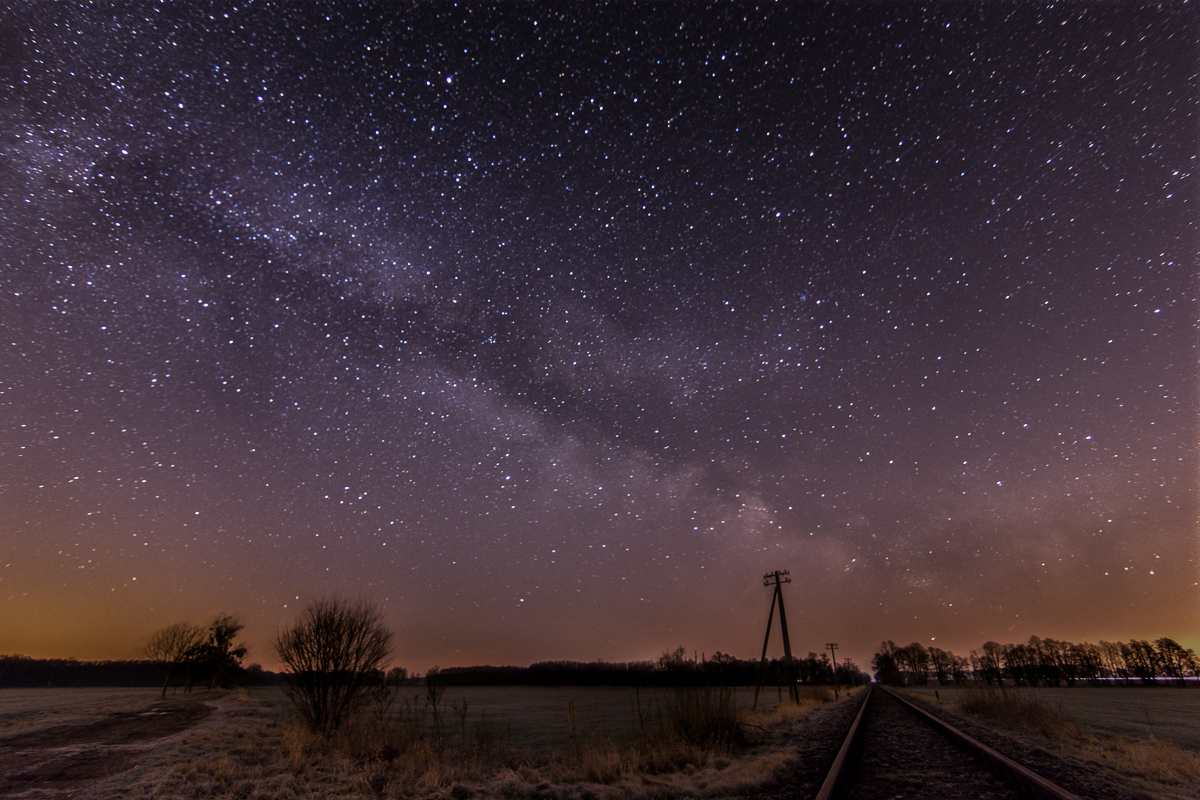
[1,2,1194,673]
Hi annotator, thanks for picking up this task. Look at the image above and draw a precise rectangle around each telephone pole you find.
[753,570,800,709]
[826,642,839,699]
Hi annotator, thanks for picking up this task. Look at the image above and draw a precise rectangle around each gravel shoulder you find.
[735,689,866,800]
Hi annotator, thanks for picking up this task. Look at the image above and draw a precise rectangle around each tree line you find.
[0,613,277,691]
[0,654,166,687]
[872,635,1198,687]
[430,646,869,687]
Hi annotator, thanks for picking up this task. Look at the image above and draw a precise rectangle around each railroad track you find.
[814,685,1083,800]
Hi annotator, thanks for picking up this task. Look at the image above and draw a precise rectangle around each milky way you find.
[1,2,1194,670]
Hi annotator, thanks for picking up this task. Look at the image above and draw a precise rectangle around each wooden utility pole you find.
[826,642,839,699]
[753,570,800,709]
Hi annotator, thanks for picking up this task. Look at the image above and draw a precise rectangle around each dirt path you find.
[0,697,212,797]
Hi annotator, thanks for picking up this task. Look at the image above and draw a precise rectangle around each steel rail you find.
[813,684,1083,800]
[812,684,872,800]
[881,688,1082,800]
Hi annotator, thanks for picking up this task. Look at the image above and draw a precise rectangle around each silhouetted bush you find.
[275,597,393,736]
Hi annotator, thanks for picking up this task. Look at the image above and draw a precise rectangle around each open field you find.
[0,685,838,799]
[0,687,165,735]
[0,685,713,750]
[392,685,792,750]
[902,685,1200,751]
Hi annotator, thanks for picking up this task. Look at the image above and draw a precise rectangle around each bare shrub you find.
[274,597,392,737]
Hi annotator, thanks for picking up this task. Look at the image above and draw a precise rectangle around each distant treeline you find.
[432,647,870,687]
[872,636,1198,687]
[0,647,873,690]
[0,654,278,688]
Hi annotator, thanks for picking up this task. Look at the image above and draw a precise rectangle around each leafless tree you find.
[144,622,205,699]
[895,642,930,685]
[1154,637,1198,684]
[274,597,393,736]
[1070,642,1104,685]
[657,645,690,670]
[1123,639,1160,683]
[1097,640,1128,682]
[194,614,248,690]
[978,641,1004,685]
[951,653,970,684]
[872,640,903,685]
[927,646,954,686]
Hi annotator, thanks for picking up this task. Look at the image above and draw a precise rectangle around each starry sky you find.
[1,2,1195,673]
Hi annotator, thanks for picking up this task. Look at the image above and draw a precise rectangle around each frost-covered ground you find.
[0,686,831,799]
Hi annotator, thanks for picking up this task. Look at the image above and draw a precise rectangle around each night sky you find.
[1,2,1195,673]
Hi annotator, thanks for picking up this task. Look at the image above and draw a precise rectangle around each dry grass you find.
[82,685,840,800]
[1075,732,1200,790]
[958,684,1082,742]
[953,685,1200,800]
